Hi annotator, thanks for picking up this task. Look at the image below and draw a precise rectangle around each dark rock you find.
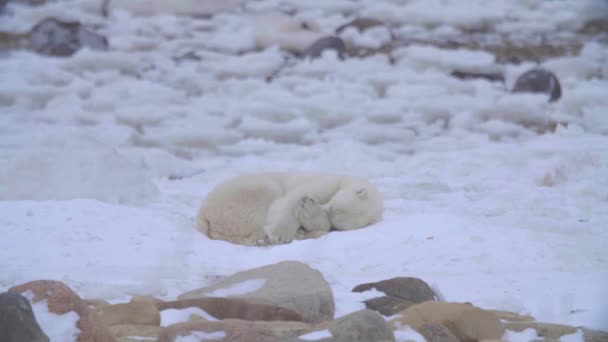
[328,310,395,342]
[512,68,562,102]
[451,70,505,83]
[362,296,415,316]
[302,36,346,60]
[417,322,460,342]
[352,277,436,303]
[0,292,49,342]
[336,18,386,34]
[27,18,108,57]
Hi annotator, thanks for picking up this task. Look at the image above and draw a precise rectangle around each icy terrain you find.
[1,0,607,339]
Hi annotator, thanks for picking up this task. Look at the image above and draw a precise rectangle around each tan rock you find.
[504,322,578,339]
[158,319,312,342]
[390,301,505,341]
[158,297,303,322]
[9,280,116,342]
[109,324,162,340]
[582,328,608,342]
[96,301,161,327]
[488,310,534,322]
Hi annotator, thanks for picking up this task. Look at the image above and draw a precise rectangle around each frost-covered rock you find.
[178,261,334,323]
[27,18,108,57]
[0,136,159,204]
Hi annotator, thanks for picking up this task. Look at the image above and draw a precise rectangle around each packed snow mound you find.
[0,136,159,204]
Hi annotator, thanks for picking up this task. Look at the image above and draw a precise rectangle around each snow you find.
[161,307,217,327]
[204,279,266,297]
[1,0,607,340]
[21,291,81,342]
[299,329,332,340]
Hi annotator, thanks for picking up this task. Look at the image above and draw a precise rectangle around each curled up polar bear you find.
[197,172,384,246]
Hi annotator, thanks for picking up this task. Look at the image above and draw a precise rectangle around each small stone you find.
[27,18,108,57]
[328,310,395,342]
[0,292,49,342]
[302,36,346,60]
[512,68,562,102]
[418,322,459,342]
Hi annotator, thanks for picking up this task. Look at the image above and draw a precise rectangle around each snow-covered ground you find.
[1,0,608,339]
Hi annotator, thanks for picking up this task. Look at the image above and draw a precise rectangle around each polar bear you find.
[196,172,383,245]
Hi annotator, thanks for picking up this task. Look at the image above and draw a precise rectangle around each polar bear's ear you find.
[355,188,368,200]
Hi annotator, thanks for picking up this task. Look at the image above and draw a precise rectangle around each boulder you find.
[352,277,436,316]
[27,18,108,57]
[511,68,562,102]
[302,36,346,60]
[0,292,49,342]
[95,301,161,327]
[390,301,505,341]
[158,319,312,342]
[417,322,459,342]
[352,277,436,303]
[503,321,578,339]
[9,280,116,342]
[158,297,303,322]
[108,324,162,341]
[362,296,415,316]
[178,261,334,323]
[328,310,395,342]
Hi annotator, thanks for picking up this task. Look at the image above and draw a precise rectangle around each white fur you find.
[197,172,383,245]
[254,14,328,53]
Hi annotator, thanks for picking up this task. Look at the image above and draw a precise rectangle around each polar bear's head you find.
[327,181,383,231]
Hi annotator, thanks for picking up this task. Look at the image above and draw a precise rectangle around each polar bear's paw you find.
[294,196,331,233]
[264,223,297,244]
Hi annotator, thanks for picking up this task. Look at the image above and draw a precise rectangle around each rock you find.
[390,301,505,341]
[108,324,162,341]
[582,328,608,342]
[503,321,578,339]
[417,322,459,342]
[178,261,334,324]
[450,70,505,83]
[0,292,49,342]
[511,68,562,102]
[27,18,108,57]
[104,0,239,17]
[302,36,346,60]
[254,14,326,54]
[353,277,436,307]
[362,296,415,316]
[353,277,436,316]
[9,280,116,342]
[487,309,534,322]
[158,319,312,342]
[328,310,395,342]
[95,301,161,327]
[336,18,386,34]
[158,297,303,322]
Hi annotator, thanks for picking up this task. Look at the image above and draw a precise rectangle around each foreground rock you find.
[0,292,49,342]
[179,261,334,323]
[158,297,303,322]
[159,319,312,342]
[352,277,437,316]
[9,280,116,342]
[328,310,395,342]
[512,68,562,102]
[28,18,108,57]
[390,301,505,341]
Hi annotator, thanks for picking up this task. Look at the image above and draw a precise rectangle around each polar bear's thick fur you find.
[197,172,383,245]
